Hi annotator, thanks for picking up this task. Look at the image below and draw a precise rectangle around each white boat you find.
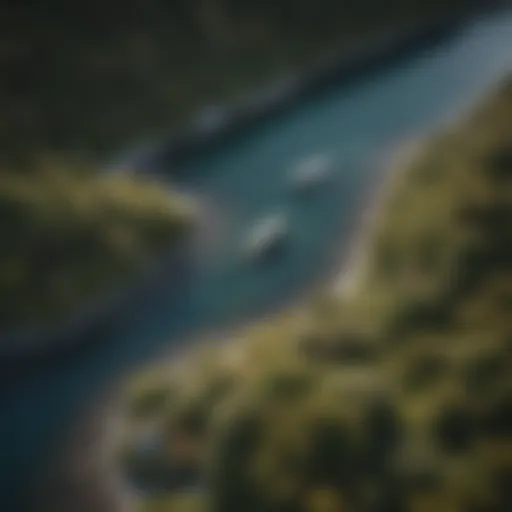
[290,153,334,192]
[242,213,289,261]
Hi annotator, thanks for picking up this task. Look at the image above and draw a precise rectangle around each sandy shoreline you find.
[333,76,501,299]
[333,138,423,298]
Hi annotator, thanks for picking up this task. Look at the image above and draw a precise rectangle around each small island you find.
[121,78,512,512]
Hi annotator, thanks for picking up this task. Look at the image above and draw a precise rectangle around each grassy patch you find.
[0,167,193,332]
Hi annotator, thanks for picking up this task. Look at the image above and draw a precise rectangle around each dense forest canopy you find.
[1,0,476,168]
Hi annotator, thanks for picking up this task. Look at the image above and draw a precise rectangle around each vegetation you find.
[122,79,512,512]
[0,167,193,332]
[1,0,475,169]
[0,0,479,335]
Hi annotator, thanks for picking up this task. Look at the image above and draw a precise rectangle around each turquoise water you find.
[1,12,512,509]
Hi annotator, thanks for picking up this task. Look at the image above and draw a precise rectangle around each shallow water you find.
[1,11,512,508]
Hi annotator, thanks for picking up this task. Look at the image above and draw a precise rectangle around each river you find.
[1,10,512,510]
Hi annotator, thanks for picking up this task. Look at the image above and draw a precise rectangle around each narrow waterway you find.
[1,10,512,509]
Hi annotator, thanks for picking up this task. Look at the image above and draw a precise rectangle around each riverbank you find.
[0,6,476,370]
[123,11,471,173]
[332,138,423,298]
[130,107,471,375]
[25,86,504,511]
[35,80,498,511]
[125,137,448,377]
[122,74,512,511]
[0,173,195,369]
[332,71,505,299]
[1,0,483,172]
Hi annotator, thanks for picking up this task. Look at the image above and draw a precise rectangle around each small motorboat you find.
[241,213,289,262]
[290,153,334,193]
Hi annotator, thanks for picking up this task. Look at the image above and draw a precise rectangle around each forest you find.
[1,0,475,168]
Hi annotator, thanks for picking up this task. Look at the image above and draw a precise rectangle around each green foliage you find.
[123,38,512,512]
[0,0,475,169]
[130,386,174,420]
[0,168,192,331]
[138,493,204,512]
